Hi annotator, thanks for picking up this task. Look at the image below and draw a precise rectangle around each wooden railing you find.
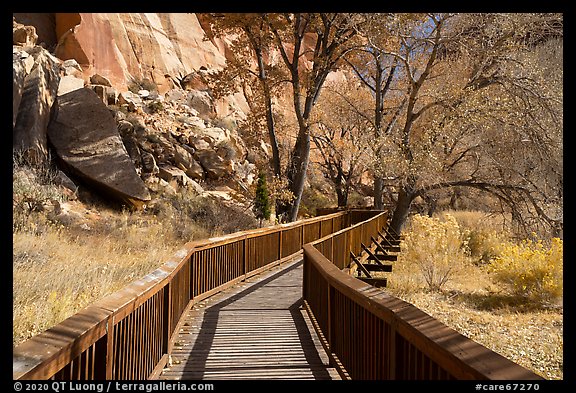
[302,212,544,380]
[13,210,374,380]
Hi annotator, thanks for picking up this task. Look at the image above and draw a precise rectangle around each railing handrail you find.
[302,215,544,380]
[184,211,345,249]
[13,210,356,380]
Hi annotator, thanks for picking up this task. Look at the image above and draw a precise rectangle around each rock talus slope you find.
[12,13,265,209]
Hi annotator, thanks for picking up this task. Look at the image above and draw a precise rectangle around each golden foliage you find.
[399,213,468,291]
[489,237,563,304]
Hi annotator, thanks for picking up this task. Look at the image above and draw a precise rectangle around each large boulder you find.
[201,126,229,144]
[173,144,204,180]
[141,151,159,175]
[89,73,112,87]
[118,91,144,112]
[164,88,187,104]
[187,90,216,120]
[157,164,199,191]
[13,46,60,164]
[195,149,233,180]
[57,75,85,96]
[61,59,83,77]
[13,51,27,128]
[234,160,256,185]
[181,71,209,91]
[91,85,118,105]
[13,14,58,48]
[47,87,151,209]
[13,18,38,47]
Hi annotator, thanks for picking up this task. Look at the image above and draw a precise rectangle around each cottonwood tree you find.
[310,78,372,207]
[204,13,286,178]
[430,13,564,237]
[264,13,367,222]
[345,13,422,209]
[365,13,562,237]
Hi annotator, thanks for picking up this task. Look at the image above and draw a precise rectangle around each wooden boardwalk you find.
[159,257,340,380]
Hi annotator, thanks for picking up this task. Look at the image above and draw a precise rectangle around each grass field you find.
[12,164,258,346]
[385,211,563,380]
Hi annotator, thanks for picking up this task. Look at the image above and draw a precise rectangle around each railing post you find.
[105,317,114,379]
[329,236,334,262]
[278,229,283,260]
[347,226,352,267]
[302,252,308,300]
[190,255,196,302]
[243,236,248,279]
[389,321,397,380]
[327,283,333,367]
[162,283,171,355]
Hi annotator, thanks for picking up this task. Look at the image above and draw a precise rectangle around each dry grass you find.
[13,164,258,346]
[385,210,563,380]
[13,218,179,345]
[390,267,563,380]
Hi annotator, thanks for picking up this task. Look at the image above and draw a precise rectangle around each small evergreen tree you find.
[254,172,271,226]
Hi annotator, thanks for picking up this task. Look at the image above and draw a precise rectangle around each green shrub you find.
[146,100,164,114]
[254,172,271,224]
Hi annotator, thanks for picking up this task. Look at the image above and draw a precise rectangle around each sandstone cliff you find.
[12,14,259,210]
[13,13,249,119]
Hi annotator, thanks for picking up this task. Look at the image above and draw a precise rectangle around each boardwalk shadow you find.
[288,298,331,380]
[183,259,331,380]
[445,289,561,313]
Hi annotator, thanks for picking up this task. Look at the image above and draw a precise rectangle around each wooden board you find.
[159,258,340,380]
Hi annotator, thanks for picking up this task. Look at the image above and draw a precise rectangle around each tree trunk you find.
[449,189,460,210]
[422,193,437,217]
[336,185,348,207]
[276,127,311,222]
[256,46,281,178]
[264,89,281,177]
[374,176,384,210]
[389,186,416,235]
[286,130,311,222]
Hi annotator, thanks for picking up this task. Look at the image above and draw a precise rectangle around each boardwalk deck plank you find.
[159,258,339,380]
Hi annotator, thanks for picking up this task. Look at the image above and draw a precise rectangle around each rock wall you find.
[13,13,249,119]
[12,14,259,210]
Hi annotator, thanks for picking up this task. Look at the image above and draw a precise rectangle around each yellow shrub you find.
[465,229,504,264]
[489,238,563,303]
[401,214,467,291]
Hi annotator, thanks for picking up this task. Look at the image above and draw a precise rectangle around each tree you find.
[366,13,563,237]
[345,13,420,209]
[265,13,367,222]
[204,13,286,179]
[254,171,271,226]
[310,78,372,207]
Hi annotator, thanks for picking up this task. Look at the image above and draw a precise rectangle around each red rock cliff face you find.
[52,13,230,94]
[13,13,342,121]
